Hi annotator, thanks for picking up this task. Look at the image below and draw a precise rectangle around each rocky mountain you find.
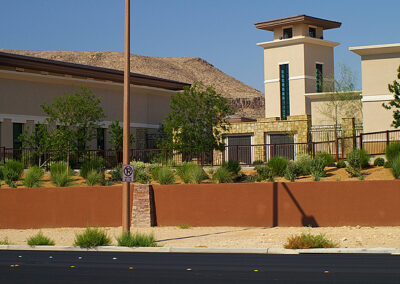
[1,49,265,118]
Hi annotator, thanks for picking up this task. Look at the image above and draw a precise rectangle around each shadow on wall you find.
[273,182,319,227]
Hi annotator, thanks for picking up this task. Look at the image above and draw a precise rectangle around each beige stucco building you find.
[0,52,188,150]
[350,43,400,133]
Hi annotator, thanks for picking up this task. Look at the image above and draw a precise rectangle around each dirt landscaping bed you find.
[1,226,399,249]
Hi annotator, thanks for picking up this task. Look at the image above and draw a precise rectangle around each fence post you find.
[236,145,239,162]
[386,130,390,146]
[359,133,363,150]
[335,138,339,162]
[312,142,315,158]
[164,150,168,166]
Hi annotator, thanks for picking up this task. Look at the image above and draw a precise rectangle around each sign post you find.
[122,0,131,232]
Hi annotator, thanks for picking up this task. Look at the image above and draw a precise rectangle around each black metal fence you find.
[1,129,399,168]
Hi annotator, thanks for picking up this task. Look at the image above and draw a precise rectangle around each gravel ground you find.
[1,226,399,249]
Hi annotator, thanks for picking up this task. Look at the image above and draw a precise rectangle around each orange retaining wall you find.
[0,186,133,229]
[152,180,400,227]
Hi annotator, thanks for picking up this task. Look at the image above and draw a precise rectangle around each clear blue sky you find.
[1,0,399,91]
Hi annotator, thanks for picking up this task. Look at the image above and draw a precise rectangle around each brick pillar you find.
[131,184,155,227]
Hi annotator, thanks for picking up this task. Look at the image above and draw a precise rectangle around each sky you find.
[1,0,399,92]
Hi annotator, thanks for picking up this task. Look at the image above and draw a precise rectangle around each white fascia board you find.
[361,94,393,102]
[349,43,400,56]
[257,36,340,49]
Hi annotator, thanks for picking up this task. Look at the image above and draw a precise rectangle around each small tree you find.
[41,86,105,168]
[160,82,234,158]
[19,122,53,167]
[108,120,134,164]
[383,65,400,128]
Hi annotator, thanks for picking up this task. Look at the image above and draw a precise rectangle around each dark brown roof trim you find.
[255,15,341,31]
[0,51,190,91]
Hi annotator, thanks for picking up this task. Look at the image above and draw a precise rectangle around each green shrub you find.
[110,164,122,182]
[151,167,161,181]
[177,162,208,184]
[86,170,104,186]
[391,156,400,179]
[267,156,288,177]
[316,152,335,167]
[384,161,391,168]
[254,165,274,182]
[336,160,346,168]
[284,233,338,249]
[212,167,233,183]
[52,171,74,187]
[295,154,312,175]
[50,162,73,177]
[0,237,10,245]
[3,160,24,188]
[117,231,158,247]
[374,157,385,167]
[80,158,105,179]
[27,231,55,246]
[0,166,4,181]
[74,227,111,248]
[310,157,326,181]
[156,167,175,185]
[252,160,264,166]
[347,149,371,176]
[385,142,400,166]
[221,160,241,176]
[23,166,44,188]
[284,161,302,182]
[135,168,151,184]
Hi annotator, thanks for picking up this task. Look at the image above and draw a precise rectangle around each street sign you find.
[122,164,135,182]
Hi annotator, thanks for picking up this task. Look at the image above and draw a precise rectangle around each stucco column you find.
[0,118,13,148]
[25,120,35,136]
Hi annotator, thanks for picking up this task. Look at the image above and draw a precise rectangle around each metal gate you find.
[267,134,294,160]
[227,135,252,164]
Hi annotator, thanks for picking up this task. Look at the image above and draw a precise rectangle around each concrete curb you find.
[0,245,399,255]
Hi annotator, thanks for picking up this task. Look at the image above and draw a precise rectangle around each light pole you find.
[122,0,131,232]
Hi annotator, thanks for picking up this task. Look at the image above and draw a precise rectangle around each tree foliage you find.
[107,120,134,151]
[383,65,400,128]
[160,82,234,156]
[317,63,362,127]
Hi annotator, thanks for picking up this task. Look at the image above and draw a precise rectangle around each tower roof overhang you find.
[255,15,342,31]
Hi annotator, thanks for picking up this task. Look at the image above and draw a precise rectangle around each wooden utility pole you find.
[122,0,131,232]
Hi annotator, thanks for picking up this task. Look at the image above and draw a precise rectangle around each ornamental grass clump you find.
[315,152,335,167]
[336,160,346,169]
[27,231,55,246]
[221,160,241,176]
[74,227,111,248]
[391,156,400,179]
[23,166,44,188]
[152,167,175,185]
[177,162,208,184]
[3,160,24,188]
[50,162,74,187]
[212,167,233,183]
[86,170,104,186]
[310,157,326,181]
[117,231,158,247]
[267,156,288,177]
[80,158,105,179]
[284,233,338,249]
[385,142,400,167]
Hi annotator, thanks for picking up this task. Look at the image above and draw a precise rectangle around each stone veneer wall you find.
[214,115,311,164]
[131,184,156,227]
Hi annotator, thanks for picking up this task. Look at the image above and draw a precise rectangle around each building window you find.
[13,123,23,149]
[316,63,323,92]
[283,28,292,39]
[309,27,316,38]
[279,64,290,120]
[97,128,105,150]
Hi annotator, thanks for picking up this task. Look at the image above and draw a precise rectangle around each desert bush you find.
[267,156,288,177]
[177,162,208,184]
[336,160,346,168]
[27,231,55,246]
[212,167,233,183]
[74,227,111,248]
[284,233,338,249]
[23,166,44,188]
[284,161,302,182]
[3,160,24,188]
[80,158,105,179]
[0,237,10,245]
[151,167,161,181]
[110,164,122,182]
[316,152,335,167]
[156,167,175,185]
[86,170,104,186]
[252,160,264,166]
[254,165,274,182]
[221,160,241,176]
[135,167,151,184]
[117,231,158,247]
[385,142,400,166]
[348,149,370,169]
[295,154,312,175]
[374,157,385,167]
[391,156,400,179]
[310,157,326,181]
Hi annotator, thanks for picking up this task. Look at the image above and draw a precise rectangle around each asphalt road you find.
[0,250,399,283]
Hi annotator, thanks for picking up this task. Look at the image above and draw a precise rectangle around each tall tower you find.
[255,15,341,119]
